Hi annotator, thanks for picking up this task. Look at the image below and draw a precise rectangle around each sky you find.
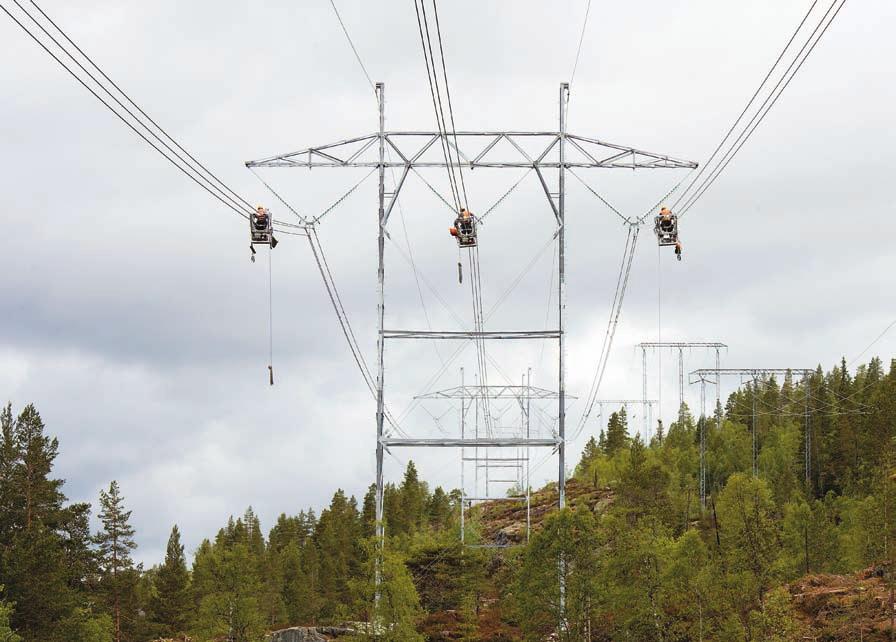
[1,0,894,566]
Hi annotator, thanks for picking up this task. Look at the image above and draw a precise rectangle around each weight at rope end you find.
[268,365,274,386]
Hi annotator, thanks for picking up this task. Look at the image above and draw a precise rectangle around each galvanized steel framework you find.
[689,368,814,483]
[638,341,727,437]
[247,82,697,557]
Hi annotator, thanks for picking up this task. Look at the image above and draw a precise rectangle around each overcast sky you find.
[1,0,894,566]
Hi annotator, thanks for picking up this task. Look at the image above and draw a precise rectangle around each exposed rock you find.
[267,626,354,642]
[789,569,895,639]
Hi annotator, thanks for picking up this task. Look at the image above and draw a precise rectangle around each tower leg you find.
[374,83,386,597]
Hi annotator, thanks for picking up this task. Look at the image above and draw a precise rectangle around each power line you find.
[431,0,468,207]
[328,0,376,90]
[678,0,847,217]
[413,0,461,210]
[672,0,821,211]
[849,318,896,367]
[325,0,446,371]
[573,224,641,441]
[569,0,593,86]
[0,1,254,221]
[25,0,256,214]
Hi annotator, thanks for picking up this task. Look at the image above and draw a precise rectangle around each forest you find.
[1,356,895,641]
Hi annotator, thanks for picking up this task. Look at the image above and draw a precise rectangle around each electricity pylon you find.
[247,82,697,571]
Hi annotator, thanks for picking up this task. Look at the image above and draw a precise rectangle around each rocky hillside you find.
[790,567,895,640]
[469,478,615,545]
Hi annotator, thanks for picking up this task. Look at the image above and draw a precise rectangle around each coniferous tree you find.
[1,404,78,640]
[151,525,190,637]
[95,481,137,642]
[0,405,17,539]
[13,404,65,531]
[426,486,452,532]
[361,485,377,538]
[315,490,362,621]
[604,408,630,456]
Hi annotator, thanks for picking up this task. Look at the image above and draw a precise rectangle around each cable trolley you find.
[449,208,478,248]
[249,206,276,262]
[654,207,683,260]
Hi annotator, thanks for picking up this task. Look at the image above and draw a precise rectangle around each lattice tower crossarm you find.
[415,384,567,400]
[246,132,698,170]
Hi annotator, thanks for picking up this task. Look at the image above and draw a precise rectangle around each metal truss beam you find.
[247,131,698,170]
[417,384,564,400]
[475,464,523,469]
[689,368,813,384]
[383,330,559,340]
[381,437,560,448]
[639,341,729,437]
[639,342,728,348]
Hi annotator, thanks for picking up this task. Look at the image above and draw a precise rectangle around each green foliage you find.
[747,586,805,641]
[604,408,629,456]
[150,525,191,637]
[715,474,781,604]
[4,355,896,640]
[350,541,424,642]
[515,506,600,641]
[95,480,138,642]
[56,608,113,642]
[191,542,264,642]
[0,586,22,642]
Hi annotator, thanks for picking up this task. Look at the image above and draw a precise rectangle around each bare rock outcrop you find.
[267,626,354,642]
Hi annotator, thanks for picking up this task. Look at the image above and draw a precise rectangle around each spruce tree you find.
[399,462,427,534]
[604,408,630,456]
[426,486,452,531]
[315,490,362,620]
[361,484,377,538]
[151,525,190,637]
[95,481,137,642]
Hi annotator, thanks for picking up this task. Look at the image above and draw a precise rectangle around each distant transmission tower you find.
[638,341,727,436]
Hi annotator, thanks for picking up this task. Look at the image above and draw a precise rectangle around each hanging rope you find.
[657,241,663,429]
[268,245,274,385]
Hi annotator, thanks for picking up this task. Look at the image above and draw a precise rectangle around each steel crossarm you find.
[246,131,698,170]
[383,330,560,340]
[416,385,565,400]
[381,437,560,448]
